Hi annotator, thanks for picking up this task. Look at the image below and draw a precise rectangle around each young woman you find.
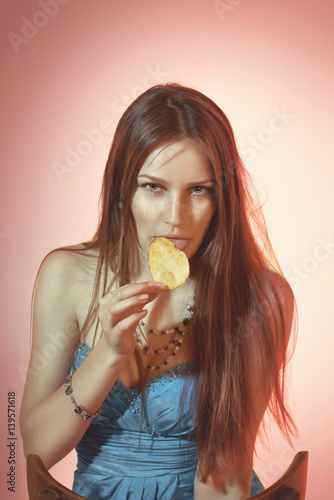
[20,83,297,499]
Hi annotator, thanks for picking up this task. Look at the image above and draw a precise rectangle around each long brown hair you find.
[80,83,297,481]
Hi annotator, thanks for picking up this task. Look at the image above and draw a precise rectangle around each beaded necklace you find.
[136,295,195,371]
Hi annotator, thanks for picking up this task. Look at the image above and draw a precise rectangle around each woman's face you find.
[130,138,217,271]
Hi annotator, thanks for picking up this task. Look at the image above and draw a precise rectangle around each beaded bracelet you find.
[64,371,103,420]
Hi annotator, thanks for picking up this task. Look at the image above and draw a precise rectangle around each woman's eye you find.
[191,185,216,197]
[141,183,162,193]
[192,186,208,195]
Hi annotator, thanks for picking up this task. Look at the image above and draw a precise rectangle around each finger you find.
[103,294,150,329]
[113,309,148,338]
[145,290,164,304]
[99,281,165,307]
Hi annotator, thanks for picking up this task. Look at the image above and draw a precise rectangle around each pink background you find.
[1,1,333,498]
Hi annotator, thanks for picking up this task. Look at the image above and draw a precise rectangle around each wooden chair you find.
[26,454,87,500]
[249,451,309,499]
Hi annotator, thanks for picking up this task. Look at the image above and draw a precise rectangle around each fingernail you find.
[138,294,149,301]
[147,281,166,289]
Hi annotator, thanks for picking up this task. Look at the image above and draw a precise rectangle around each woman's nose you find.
[163,195,189,226]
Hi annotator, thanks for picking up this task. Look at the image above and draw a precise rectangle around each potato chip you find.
[148,237,190,289]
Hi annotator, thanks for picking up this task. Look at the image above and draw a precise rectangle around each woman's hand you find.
[98,281,165,356]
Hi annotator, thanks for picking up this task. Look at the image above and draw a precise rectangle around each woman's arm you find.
[194,469,252,500]
[20,250,162,469]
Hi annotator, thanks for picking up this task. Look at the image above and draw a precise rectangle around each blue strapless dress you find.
[71,343,263,499]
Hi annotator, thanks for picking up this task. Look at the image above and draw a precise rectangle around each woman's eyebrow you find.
[137,174,163,181]
[137,174,216,185]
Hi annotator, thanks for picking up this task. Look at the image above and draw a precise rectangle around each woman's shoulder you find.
[33,244,102,328]
[264,267,295,311]
[38,243,99,283]
[262,267,296,351]
[33,244,102,313]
